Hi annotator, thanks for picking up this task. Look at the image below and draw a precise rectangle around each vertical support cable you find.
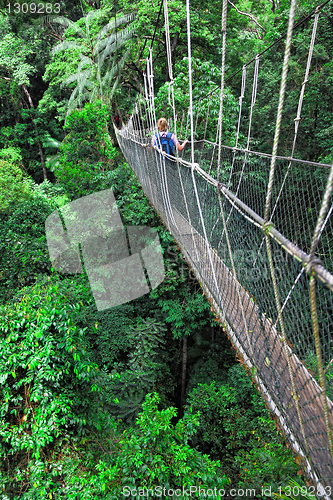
[264,0,297,222]
[146,52,173,229]
[255,9,322,318]
[269,8,320,224]
[215,0,253,354]
[227,65,247,189]
[217,0,228,178]
[216,56,259,249]
[164,0,196,249]
[261,0,310,455]
[308,162,333,460]
[199,93,212,165]
[186,0,224,312]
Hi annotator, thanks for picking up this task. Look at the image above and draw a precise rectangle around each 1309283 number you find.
[7,3,61,14]
[278,485,331,497]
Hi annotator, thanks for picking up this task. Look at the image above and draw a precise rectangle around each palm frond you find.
[63,73,79,86]
[45,154,61,172]
[48,15,86,38]
[67,85,79,109]
[102,49,130,99]
[51,40,84,55]
[101,62,118,88]
[43,134,61,149]
[77,56,93,74]
[89,86,99,101]
[86,8,103,23]
[77,68,92,96]
[108,74,120,101]
[94,13,135,43]
[96,29,133,68]
[66,90,91,116]
[93,33,117,57]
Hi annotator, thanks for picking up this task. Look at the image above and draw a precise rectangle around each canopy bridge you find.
[116,0,333,493]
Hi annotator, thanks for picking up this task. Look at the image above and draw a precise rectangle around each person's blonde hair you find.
[157,118,168,131]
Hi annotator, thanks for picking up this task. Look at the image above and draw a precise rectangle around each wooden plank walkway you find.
[165,203,333,489]
[119,134,333,490]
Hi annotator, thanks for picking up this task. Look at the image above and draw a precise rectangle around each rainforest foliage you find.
[0,0,330,497]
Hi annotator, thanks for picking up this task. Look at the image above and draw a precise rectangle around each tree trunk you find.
[180,336,188,414]
[22,84,47,180]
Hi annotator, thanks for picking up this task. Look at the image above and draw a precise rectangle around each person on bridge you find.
[151,118,188,155]
[142,118,188,156]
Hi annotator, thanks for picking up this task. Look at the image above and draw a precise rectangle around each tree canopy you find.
[0,0,329,496]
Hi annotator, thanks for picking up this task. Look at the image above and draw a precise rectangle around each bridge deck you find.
[118,132,333,491]
[169,207,333,489]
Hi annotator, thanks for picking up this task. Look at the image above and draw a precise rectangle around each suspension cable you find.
[186,0,224,311]
[262,0,311,455]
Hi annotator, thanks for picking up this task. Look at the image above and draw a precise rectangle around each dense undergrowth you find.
[1,0,330,497]
[0,143,311,497]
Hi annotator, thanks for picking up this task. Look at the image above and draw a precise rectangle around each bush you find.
[186,365,281,479]
[0,195,57,303]
[236,444,300,492]
[0,281,113,496]
[0,159,33,214]
[54,101,118,199]
[60,393,229,498]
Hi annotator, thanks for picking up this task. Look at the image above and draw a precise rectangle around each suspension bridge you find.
[116,0,333,494]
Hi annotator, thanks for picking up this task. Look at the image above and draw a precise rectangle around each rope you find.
[227,65,246,189]
[265,233,310,456]
[308,162,333,460]
[117,0,333,483]
[194,140,333,169]
[194,100,201,138]
[264,0,297,223]
[309,275,333,460]
[216,0,228,179]
[137,0,164,62]
[270,8,320,223]
[214,0,254,356]
[208,65,247,243]
[163,0,199,261]
[216,56,259,248]
[146,50,175,230]
[186,0,224,310]
[150,0,164,51]
[261,0,310,455]
[199,93,212,165]
[254,9,320,270]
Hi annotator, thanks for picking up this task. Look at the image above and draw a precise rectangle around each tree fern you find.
[50,10,135,115]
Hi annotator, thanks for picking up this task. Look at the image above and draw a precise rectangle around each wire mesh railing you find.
[117,126,333,495]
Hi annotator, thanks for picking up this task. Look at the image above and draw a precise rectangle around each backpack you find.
[155,132,174,157]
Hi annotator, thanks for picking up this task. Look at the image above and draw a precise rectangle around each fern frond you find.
[77,56,93,74]
[51,41,84,55]
[94,13,135,43]
[96,29,133,68]
[63,73,79,86]
[48,15,86,37]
